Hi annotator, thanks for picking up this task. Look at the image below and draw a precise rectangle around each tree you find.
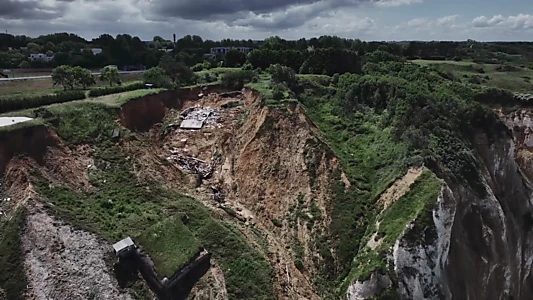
[143,67,174,89]
[18,61,30,68]
[99,66,120,86]
[224,49,246,67]
[72,66,95,89]
[52,65,75,90]
[268,64,296,88]
[158,54,195,85]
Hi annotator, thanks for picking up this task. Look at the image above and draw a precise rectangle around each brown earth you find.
[1,86,350,300]
[118,88,352,299]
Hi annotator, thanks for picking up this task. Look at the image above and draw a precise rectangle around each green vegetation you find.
[88,82,146,97]
[421,61,533,93]
[293,60,501,295]
[0,208,28,300]
[99,66,121,87]
[221,69,256,90]
[137,217,201,278]
[0,90,86,113]
[52,65,96,90]
[344,170,442,285]
[142,67,174,89]
[34,102,274,299]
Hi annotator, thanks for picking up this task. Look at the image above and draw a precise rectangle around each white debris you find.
[0,117,33,127]
[179,106,220,130]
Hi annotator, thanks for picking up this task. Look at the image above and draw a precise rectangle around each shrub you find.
[0,91,86,113]
[242,63,254,71]
[143,67,175,89]
[221,70,255,90]
[191,63,204,72]
[268,64,297,88]
[88,82,145,97]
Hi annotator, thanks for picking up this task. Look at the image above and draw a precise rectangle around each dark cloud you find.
[0,0,66,20]
[147,0,371,30]
[150,0,322,20]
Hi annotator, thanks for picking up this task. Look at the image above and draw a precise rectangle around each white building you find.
[81,48,103,55]
[210,47,252,56]
[29,53,54,62]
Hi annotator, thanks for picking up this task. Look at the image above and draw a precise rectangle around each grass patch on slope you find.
[137,217,201,278]
[297,76,407,289]
[344,170,442,286]
[35,102,274,298]
[0,208,28,300]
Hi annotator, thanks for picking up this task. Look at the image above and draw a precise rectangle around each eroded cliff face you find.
[349,124,533,299]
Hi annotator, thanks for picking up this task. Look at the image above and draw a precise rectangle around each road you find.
[0,70,145,81]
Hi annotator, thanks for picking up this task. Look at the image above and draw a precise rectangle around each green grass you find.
[410,59,474,66]
[428,61,533,93]
[0,208,28,300]
[296,76,408,293]
[1,88,165,119]
[33,102,274,298]
[343,170,442,286]
[0,88,61,101]
[110,88,165,106]
[137,217,201,278]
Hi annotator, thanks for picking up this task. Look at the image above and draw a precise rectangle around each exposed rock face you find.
[349,126,533,299]
[346,272,391,300]
[392,186,455,300]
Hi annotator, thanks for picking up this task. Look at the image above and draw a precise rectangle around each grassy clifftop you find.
[294,61,504,295]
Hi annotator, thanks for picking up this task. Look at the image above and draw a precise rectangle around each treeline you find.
[247,48,361,75]
[3,32,533,70]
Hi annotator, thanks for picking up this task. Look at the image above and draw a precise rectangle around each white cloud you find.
[436,15,458,26]
[405,15,459,29]
[472,14,533,30]
[374,0,423,8]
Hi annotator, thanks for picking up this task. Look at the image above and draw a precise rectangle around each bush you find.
[0,91,86,113]
[88,82,145,97]
[268,64,297,88]
[143,67,175,89]
[242,63,254,71]
[272,88,284,100]
[191,63,204,72]
[221,70,255,90]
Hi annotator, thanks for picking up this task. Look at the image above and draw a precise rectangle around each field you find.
[412,59,533,93]
[0,73,143,98]
[410,59,475,66]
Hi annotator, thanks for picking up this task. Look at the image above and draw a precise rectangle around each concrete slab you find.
[0,117,33,128]
[180,119,204,130]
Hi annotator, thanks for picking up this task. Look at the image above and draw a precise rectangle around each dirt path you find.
[368,167,424,250]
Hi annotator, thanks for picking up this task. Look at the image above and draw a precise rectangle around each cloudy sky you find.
[0,0,532,41]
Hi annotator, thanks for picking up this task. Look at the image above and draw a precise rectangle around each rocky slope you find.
[2,82,533,300]
[347,112,533,299]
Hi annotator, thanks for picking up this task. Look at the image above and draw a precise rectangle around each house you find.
[80,48,102,55]
[112,237,136,258]
[209,47,252,56]
[29,53,54,62]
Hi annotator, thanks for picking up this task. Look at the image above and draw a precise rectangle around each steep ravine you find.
[348,121,533,299]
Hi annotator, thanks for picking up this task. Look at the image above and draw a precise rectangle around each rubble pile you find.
[166,147,222,179]
[180,106,221,129]
[167,151,214,179]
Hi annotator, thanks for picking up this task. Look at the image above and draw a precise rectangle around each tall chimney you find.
[173,34,176,44]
